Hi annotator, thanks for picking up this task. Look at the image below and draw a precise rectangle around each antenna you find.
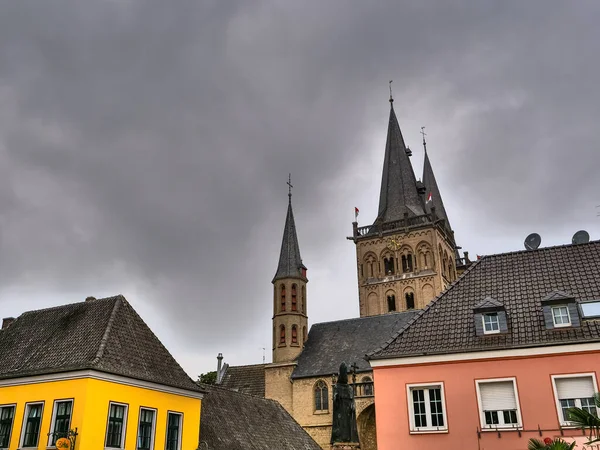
[572,230,590,245]
[389,80,393,102]
[524,233,541,250]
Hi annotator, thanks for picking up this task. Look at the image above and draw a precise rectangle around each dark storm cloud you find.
[0,1,598,374]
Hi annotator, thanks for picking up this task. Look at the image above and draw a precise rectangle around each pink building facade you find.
[368,241,600,450]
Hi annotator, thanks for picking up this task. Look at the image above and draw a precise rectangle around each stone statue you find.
[331,362,360,446]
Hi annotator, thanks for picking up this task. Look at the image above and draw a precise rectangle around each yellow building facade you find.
[0,295,204,450]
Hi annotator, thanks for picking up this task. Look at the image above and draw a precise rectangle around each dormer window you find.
[541,290,580,330]
[551,306,571,327]
[473,297,507,337]
[482,313,500,334]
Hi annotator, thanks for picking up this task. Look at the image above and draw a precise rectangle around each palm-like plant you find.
[528,438,575,450]
[565,393,600,443]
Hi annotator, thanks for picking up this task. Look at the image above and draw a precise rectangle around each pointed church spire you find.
[422,133,451,230]
[376,100,425,223]
[273,175,306,282]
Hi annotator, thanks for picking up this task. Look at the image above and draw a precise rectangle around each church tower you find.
[350,96,458,317]
[272,178,308,363]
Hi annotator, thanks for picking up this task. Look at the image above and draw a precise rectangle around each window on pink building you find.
[552,374,599,425]
[476,378,522,429]
[406,383,447,432]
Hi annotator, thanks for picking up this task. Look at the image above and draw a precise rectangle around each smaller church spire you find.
[273,176,306,282]
[422,133,451,230]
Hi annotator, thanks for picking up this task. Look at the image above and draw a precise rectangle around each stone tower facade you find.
[272,188,308,363]
[350,98,459,317]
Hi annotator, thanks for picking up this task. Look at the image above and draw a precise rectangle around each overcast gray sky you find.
[0,1,598,377]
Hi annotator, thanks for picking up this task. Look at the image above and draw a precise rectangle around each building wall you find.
[0,375,201,450]
[355,227,456,317]
[373,352,600,450]
[265,363,295,414]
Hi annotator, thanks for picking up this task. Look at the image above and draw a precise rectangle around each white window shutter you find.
[556,377,595,399]
[480,381,517,411]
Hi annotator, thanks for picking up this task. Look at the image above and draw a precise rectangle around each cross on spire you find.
[287,173,293,201]
[389,80,393,103]
[421,126,427,153]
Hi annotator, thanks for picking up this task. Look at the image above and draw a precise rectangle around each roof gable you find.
[473,296,504,311]
[0,295,201,392]
[370,241,600,360]
[200,384,321,450]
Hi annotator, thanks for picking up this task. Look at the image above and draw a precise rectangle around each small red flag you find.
[354,207,359,220]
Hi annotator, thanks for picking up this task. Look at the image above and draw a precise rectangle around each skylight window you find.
[581,301,600,319]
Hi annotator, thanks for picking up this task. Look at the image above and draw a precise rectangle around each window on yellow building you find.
[105,402,128,449]
[0,405,15,448]
[48,400,73,446]
[20,402,44,448]
[166,412,182,450]
[137,408,156,450]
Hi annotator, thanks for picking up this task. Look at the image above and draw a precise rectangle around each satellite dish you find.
[572,230,590,245]
[524,233,541,250]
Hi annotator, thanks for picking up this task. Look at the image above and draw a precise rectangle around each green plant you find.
[527,437,575,450]
[198,371,217,385]
[566,393,600,443]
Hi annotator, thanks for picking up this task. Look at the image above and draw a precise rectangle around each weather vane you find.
[287,173,293,199]
[421,126,427,152]
[389,80,393,102]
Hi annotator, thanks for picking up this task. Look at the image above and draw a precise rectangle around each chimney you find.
[2,317,15,330]
[85,296,96,302]
[463,251,470,263]
[216,353,224,383]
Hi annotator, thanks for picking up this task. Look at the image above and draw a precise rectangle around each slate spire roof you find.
[273,193,306,282]
[0,295,202,393]
[376,100,425,223]
[422,147,451,230]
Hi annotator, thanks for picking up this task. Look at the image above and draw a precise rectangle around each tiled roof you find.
[375,101,425,223]
[273,197,306,282]
[0,295,202,392]
[369,241,600,359]
[219,363,266,397]
[473,296,504,310]
[199,384,321,450]
[292,311,418,379]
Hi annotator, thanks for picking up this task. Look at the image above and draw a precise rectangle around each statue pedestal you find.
[331,443,360,450]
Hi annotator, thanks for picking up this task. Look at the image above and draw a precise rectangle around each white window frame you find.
[475,377,523,430]
[136,407,157,450]
[19,402,45,448]
[165,411,183,450]
[551,373,599,426]
[47,399,74,447]
[406,382,448,433]
[482,313,500,334]
[105,401,128,450]
[0,403,17,450]
[551,305,571,327]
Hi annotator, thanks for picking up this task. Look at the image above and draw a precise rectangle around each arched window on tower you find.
[314,380,329,412]
[302,286,306,314]
[405,292,415,310]
[279,325,286,345]
[383,257,395,275]
[291,284,297,311]
[291,325,298,344]
[387,294,396,312]
[402,254,414,273]
[280,284,286,312]
[303,326,307,343]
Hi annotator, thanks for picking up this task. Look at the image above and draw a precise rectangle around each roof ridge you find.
[367,257,484,359]
[201,382,268,399]
[92,296,123,365]
[479,239,600,260]
[312,310,416,328]
[224,363,267,370]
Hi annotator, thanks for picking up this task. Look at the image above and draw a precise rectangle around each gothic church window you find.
[384,257,395,275]
[303,326,307,343]
[402,254,414,273]
[406,292,415,310]
[387,295,396,312]
[362,376,374,397]
[301,286,306,314]
[291,325,298,344]
[291,284,297,311]
[314,380,329,412]
[280,285,286,312]
[279,325,286,345]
